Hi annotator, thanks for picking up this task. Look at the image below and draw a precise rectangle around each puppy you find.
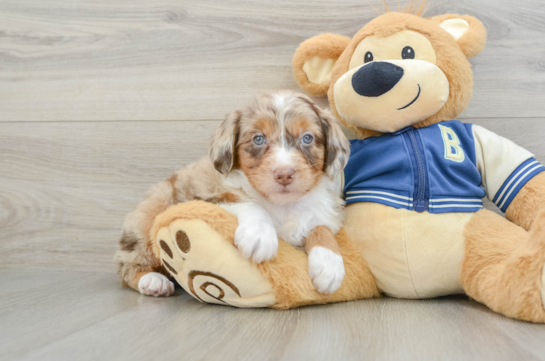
[115,90,350,297]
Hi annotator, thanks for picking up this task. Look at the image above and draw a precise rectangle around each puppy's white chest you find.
[274,212,305,247]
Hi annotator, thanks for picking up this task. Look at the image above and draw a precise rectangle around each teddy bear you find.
[150,9,545,322]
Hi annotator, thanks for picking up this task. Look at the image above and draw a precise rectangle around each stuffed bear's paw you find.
[235,220,278,263]
[138,272,175,297]
[308,247,345,294]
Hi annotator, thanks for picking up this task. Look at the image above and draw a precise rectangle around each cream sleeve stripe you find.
[471,124,544,210]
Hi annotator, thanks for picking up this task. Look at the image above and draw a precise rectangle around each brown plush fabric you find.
[427,14,487,59]
[260,228,380,309]
[462,209,545,323]
[506,172,545,231]
[292,33,352,96]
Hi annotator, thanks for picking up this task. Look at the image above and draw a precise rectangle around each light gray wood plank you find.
[0,120,216,272]
[1,270,545,361]
[0,0,544,121]
[0,118,543,272]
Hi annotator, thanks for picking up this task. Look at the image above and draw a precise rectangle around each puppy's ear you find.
[209,110,241,175]
[428,14,487,58]
[318,107,350,178]
[293,33,352,96]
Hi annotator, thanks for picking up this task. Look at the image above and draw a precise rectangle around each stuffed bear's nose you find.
[351,61,404,97]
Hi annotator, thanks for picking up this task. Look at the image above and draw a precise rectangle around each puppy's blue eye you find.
[253,135,265,145]
[302,134,314,144]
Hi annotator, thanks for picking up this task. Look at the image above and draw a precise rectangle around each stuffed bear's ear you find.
[292,33,352,96]
[428,14,487,58]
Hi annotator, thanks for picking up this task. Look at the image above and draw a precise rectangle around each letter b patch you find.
[439,125,465,163]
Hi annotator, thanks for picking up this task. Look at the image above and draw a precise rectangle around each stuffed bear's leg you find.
[151,201,380,309]
[462,209,545,323]
[258,226,380,309]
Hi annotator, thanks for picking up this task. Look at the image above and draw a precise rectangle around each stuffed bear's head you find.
[293,11,487,139]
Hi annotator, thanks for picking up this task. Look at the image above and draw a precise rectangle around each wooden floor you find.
[1,0,545,360]
[2,270,545,361]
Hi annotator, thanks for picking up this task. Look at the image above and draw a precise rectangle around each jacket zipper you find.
[406,128,428,212]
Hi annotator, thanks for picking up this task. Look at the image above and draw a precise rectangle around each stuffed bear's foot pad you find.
[187,270,241,304]
[152,203,276,308]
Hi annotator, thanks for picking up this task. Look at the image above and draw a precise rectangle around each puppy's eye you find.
[302,134,314,145]
[402,46,415,59]
[253,135,265,146]
[364,51,374,63]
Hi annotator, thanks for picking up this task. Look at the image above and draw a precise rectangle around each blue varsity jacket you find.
[343,120,545,214]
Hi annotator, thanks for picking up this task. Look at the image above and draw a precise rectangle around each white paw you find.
[235,220,278,263]
[222,202,279,263]
[138,272,175,297]
[308,247,345,294]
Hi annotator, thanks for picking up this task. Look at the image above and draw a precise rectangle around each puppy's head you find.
[210,90,350,204]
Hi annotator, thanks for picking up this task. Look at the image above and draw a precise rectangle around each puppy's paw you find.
[235,221,278,263]
[220,202,279,263]
[138,272,175,297]
[308,247,345,294]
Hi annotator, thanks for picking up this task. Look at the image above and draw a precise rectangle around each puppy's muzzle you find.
[274,168,295,186]
[352,62,404,97]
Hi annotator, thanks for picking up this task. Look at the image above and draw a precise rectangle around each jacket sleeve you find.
[471,124,545,212]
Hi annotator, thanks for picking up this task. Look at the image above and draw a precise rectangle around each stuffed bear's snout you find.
[333,59,449,133]
[352,62,404,97]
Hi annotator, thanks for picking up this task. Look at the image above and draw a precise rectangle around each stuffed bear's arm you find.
[505,172,545,231]
[472,124,545,230]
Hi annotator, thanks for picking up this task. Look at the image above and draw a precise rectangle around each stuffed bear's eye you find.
[302,133,314,145]
[253,135,265,146]
[402,46,415,59]
[364,51,374,63]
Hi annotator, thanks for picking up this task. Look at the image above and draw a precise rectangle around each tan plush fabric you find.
[333,58,449,132]
[344,202,468,299]
[292,33,352,96]
[292,12,486,139]
[326,12,479,138]
[542,264,545,309]
[154,214,276,308]
[288,10,545,322]
[439,18,469,41]
[262,227,380,309]
[302,57,337,86]
[152,201,380,309]
[462,209,545,323]
[428,14,487,59]
[506,172,545,231]
[151,199,545,320]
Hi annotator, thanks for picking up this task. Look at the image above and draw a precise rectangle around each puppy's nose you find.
[274,168,295,186]
[352,61,404,97]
